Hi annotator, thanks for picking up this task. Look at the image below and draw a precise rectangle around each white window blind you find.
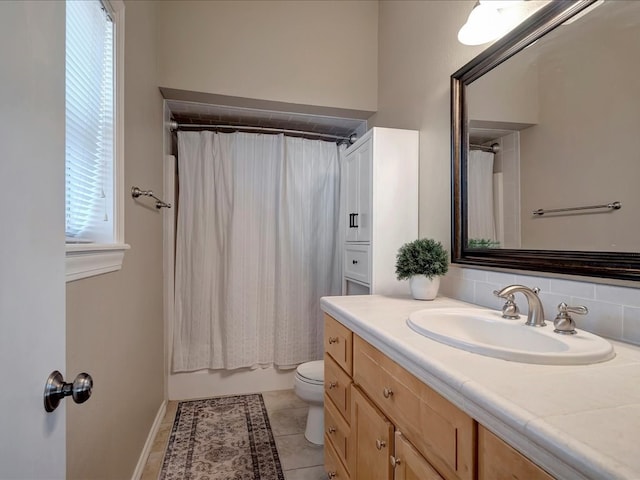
[66,0,114,243]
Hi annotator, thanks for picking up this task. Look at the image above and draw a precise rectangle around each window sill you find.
[66,243,130,282]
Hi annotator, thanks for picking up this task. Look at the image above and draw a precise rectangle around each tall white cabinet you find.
[342,127,419,295]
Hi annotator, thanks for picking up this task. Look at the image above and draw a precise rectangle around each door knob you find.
[44,370,93,412]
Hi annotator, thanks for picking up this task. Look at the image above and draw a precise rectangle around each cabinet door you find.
[393,431,443,480]
[344,148,360,242]
[478,426,554,480]
[343,139,372,242]
[355,139,372,242]
[350,385,394,480]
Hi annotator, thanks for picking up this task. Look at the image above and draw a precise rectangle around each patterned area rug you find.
[159,394,285,480]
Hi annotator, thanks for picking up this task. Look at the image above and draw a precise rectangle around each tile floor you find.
[141,389,325,480]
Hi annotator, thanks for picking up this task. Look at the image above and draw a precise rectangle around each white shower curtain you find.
[173,131,343,371]
[467,150,496,241]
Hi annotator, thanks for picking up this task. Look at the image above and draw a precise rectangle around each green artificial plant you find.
[395,238,449,281]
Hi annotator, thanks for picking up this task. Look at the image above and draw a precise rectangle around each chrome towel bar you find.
[131,186,171,209]
[532,201,621,216]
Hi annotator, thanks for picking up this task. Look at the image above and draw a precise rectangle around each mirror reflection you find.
[465,0,639,252]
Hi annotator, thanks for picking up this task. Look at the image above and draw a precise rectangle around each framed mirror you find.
[451,0,640,281]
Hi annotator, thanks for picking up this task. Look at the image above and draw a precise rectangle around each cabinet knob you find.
[382,387,394,398]
[390,455,402,468]
[328,381,337,389]
[327,426,336,434]
[375,439,387,450]
[327,472,337,479]
[328,336,339,344]
[352,260,358,264]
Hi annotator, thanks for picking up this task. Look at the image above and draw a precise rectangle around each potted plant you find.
[395,238,449,300]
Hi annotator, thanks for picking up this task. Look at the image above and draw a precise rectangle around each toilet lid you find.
[296,360,324,383]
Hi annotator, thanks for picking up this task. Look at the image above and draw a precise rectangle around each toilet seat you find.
[295,360,324,385]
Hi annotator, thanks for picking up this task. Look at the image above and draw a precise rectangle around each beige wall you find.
[66,1,165,478]
[467,45,539,125]
[157,0,378,112]
[519,14,640,251]
[372,0,485,247]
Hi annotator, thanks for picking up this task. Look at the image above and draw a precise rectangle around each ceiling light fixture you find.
[458,1,537,46]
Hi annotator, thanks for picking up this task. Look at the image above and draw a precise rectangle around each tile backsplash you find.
[440,266,640,345]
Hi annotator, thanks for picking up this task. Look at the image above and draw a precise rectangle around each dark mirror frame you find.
[451,0,640,282]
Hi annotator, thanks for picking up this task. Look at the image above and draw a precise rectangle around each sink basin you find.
[407,307,615,365]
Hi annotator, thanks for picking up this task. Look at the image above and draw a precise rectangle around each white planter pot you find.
[409,275,440,300]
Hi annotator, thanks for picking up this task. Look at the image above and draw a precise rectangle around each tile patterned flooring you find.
[141,390,325,480]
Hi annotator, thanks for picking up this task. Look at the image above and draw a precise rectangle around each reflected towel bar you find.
[532,201,621,216]
[131,186,171,209]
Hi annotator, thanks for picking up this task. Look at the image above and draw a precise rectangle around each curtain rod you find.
[470,142,500,154]
[169,120,357,143]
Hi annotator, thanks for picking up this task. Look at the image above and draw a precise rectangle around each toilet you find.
[294,360,324,445]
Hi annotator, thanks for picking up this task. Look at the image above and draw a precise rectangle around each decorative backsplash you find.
[440,266,640,346]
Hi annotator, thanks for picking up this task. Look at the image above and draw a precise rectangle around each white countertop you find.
[320,294,640,480]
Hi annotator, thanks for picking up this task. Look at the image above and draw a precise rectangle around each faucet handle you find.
[494,292,520,319]
[554,302,588,335]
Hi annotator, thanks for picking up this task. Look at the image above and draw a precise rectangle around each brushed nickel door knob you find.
[44,371,93,412]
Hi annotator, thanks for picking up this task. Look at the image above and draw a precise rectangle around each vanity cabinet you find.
[324,313,556,480]
[341,127,418,296]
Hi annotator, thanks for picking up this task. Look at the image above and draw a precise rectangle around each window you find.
[65,0,127,282]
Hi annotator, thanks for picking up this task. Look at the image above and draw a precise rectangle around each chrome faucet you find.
[494,285,546,327]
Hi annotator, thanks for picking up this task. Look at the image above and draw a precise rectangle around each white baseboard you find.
[131,400,167,480]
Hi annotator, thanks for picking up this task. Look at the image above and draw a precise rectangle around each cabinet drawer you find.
[344,244,370,284]
[478,426,554,480]
[325,314,353,375]
[324,354,352,422]
[353,336,475,480]
[325,433,350,480]
[325,394,351,473]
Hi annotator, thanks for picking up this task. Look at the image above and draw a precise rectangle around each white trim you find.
[111,0,125,244]
[131,400,167,480]
[163,154,176,398]
[66,243,130,282]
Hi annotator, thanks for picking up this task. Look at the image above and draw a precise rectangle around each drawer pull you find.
[352,259,358,264]
[328,336,339,344]
[375,439,387,450]
[328,381,338,389]
[327,472,337,479]
[327,426,336,434]
[382,387,394,398]
[390,456,402,468]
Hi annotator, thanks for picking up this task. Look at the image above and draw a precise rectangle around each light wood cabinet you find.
[324,315,353,478]
[478,426,554,480]
[341,127,419,296]
[323,313,555,480]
